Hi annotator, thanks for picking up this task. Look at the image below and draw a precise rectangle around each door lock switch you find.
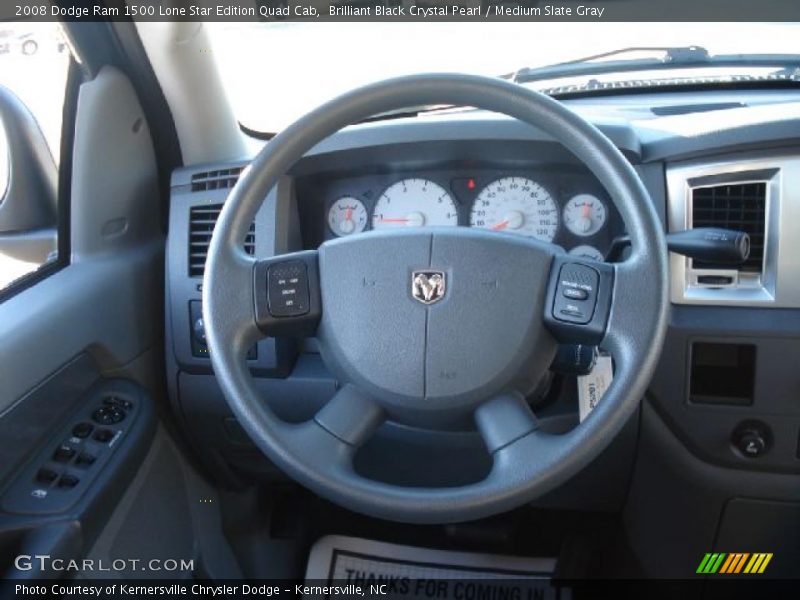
[72,422,94,439]
[93,428,115,443]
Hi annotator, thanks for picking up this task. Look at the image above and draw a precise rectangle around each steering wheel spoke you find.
[543,253,614,346]
[601,256,662,372]
[202,249,263,359]
[253,250,322,338]
[475,393,539,454]
[314,384,386,447]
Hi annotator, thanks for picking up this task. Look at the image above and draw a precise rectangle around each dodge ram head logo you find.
[412,270,446,305]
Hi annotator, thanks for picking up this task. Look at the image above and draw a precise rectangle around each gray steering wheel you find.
[203,74,668,524]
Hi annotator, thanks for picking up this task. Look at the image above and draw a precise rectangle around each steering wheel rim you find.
[203,73,668,524]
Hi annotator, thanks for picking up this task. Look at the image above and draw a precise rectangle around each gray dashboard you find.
[165,88,800,503]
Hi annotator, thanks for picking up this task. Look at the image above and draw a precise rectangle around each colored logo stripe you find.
[719,553,749,573]
[697,552,773,574]
[744,553,773,574]
[697,553,726,574]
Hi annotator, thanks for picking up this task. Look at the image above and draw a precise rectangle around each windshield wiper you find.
[509,46,800,84]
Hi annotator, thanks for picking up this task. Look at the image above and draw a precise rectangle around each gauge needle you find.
[345,207,353,221]
[379,217,410,223]
[491,220,509,231]
[582,204,591,218]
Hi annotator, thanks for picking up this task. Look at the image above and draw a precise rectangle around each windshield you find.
[207,22,800,134]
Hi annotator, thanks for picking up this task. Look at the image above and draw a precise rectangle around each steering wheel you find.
[203,74,668,524]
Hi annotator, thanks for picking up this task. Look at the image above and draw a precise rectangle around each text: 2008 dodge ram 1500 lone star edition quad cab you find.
[0,10,798,598]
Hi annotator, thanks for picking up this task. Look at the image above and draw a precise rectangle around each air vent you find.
[691,182,766,272]
[188,204,255,277]
[191,167,244,192]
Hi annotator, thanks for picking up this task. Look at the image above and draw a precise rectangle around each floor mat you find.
[305,535,559,599]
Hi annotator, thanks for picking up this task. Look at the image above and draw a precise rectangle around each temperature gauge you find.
[563,194,607,237]
[328,196,367,237]
[569,245,605,262]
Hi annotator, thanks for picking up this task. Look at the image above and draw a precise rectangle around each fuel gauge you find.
[563,194,607,237]
[328,196,367,237]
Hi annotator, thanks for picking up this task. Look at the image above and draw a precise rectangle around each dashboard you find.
[296,163,622,262]
[166,89,800,504]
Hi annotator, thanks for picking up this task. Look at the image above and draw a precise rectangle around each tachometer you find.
[470,177,558,242]
[563,194,607,237]
[328,196,367,236]
[372,179,458,229]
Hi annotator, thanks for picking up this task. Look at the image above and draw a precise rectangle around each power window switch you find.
[53,444,76,463]
[72,422,94,439]
[75,452,97,468]
[57,474,80,489]
[36,468,59,484]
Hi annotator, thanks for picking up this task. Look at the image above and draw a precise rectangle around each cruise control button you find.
[562,287,589,301]
[553,263,600,325]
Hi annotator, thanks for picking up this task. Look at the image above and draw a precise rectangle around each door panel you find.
[0,65,166,577]
[0,65,163,412]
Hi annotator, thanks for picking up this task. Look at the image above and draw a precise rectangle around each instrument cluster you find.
[303,168,621,262]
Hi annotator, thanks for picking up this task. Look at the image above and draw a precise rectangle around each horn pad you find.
[317,228,558,422]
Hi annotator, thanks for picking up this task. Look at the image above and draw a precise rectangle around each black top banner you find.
[4,0,800,22]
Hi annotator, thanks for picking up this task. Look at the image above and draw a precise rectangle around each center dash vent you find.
[191,167,244,192]
[189,204,255,277]
[691,182,766,272]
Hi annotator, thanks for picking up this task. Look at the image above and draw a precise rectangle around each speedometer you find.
[372,179,458,229]
[470,177,559,242]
